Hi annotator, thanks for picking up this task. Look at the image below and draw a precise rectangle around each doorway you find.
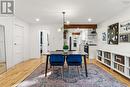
[40,30,49,55]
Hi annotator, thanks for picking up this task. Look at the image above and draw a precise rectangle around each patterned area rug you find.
[18,64,127,87]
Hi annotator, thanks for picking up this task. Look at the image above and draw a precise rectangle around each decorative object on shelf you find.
[120,33,130,42]
[108,23,119,45]
[102,32,106,41]
[120,20,130,33]
[63,44,69,52]
[115,55,125,64]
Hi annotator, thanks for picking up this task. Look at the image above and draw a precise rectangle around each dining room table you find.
[43,51,88,77]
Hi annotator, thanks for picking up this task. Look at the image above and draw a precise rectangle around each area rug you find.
[17,64,127,87]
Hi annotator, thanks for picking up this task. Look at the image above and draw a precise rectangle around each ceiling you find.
[15,0,130,25]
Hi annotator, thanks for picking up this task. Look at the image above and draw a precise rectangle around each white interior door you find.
[13,24,24,65]
[41,30,48,53]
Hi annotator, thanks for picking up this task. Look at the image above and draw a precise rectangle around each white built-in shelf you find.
[97,50,130,79]
[98,55,102,57]
[103,62,111,68]
[104,57,111,61]
[114,68,125,76]
[113,61,125,66]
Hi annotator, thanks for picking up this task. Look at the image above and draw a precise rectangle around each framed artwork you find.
[119,20,130,43]
[120,20,130,34]
[120,33,130,42]
[102,32,106,41]
[108,23,119,45]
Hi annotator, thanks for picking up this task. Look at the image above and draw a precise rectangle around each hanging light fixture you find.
[62,11,66,29]
[57,12,66,32]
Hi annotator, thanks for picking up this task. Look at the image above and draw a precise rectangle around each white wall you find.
[29,24,63,58]
[0,17,30,69]
[97,7,130,55]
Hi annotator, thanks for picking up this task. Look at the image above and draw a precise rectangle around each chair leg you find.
[68,66,70,74]
[50,65,52,69]
[52,66,54,73]
[77,66,80,75]
[61,66,64,79]
[80,64,82,68]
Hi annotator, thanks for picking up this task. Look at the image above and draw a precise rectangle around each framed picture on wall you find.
[102,32,106,41]
[119,20,130,43]
[108,23,119,45]
[120,20,130,34]
[120,33,130,43]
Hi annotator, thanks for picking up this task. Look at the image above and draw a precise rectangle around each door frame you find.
[0,24,7,71]
[39,30,50,56]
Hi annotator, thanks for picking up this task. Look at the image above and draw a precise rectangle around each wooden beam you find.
[64,24,97,29]
[72,32,80,35]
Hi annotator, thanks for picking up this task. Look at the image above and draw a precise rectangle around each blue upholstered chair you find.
[66,54,82,74]
[49,54,65,78]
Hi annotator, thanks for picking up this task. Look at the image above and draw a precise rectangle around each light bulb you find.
[36,18,40,22]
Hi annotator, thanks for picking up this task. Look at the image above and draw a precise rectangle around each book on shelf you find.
[104,52,111,59]
[114,63,124,73]
[115,55,124,64]
[118,64,124,73]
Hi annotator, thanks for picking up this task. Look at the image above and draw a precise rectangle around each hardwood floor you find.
[0,58,43,87]
[92,59,130,87]
[0,62,6,74]
[0,58,129,87]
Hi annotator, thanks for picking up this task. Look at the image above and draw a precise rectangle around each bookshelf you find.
[97,50,130,79]
[97,50,102,61]
[104,52,111,66]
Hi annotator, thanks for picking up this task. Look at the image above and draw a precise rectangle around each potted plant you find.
[63,44,69,52]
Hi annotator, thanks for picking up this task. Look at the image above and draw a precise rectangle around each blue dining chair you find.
[66,54,82,74]
[49,54,65,78]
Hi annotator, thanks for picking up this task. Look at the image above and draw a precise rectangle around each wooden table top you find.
[43,51,88,56]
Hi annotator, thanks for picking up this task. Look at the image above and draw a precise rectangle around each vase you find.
[64,49,68,53]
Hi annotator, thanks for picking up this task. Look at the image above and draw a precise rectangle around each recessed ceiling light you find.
[88,18,92,22]
[57,28,62,32]
[36,18,40,22]
[77,27,79,29]
[66,21,70,25]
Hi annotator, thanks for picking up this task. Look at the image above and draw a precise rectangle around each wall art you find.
[108,23,119,45]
